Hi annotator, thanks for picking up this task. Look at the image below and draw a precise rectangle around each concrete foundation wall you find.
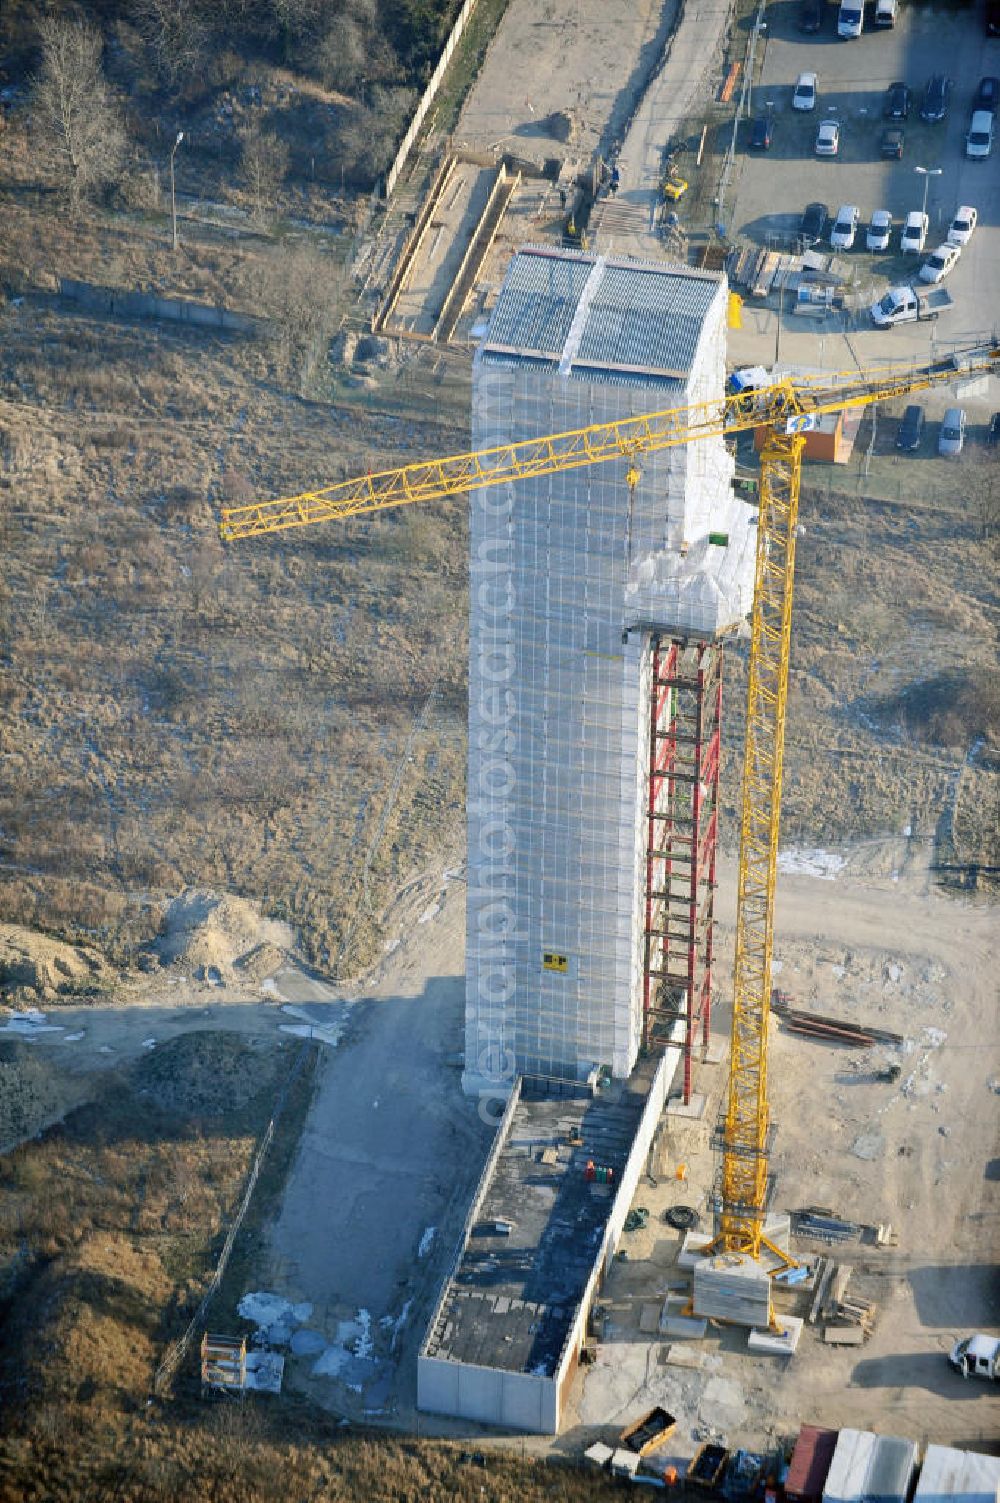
[417,1355,557,1432]
[59,278,259,334]
[542,1038,682,1431]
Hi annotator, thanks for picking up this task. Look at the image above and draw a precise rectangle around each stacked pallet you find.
[816,1264,878,1343]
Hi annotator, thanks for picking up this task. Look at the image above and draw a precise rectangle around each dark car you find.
[799,201,828,247]
[976,76,1000,114]
[884,81,911,119]
[880,127,905,159]
[989,0,1000,36]
[920,74,952,123]
[989,413,1000,446]
[798,0,823,30]
[749,114,775,149]
[896,405,925,451]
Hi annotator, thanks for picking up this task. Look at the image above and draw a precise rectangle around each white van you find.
[874,0,897,23]
[838,0,863,36]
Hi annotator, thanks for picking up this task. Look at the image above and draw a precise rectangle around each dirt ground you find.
[1,0,997,1491]
[562,842,999,1456]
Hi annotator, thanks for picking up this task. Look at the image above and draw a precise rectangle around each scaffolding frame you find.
[642,637,722,1101]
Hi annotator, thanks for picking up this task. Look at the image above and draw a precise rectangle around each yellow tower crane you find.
[221,341,999,1263]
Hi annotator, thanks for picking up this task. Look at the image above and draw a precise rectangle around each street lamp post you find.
[169,130,184,252]
[914,164,942,222]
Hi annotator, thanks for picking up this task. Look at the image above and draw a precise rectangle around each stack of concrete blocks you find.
[462,247,756,1100]
[692,1253,772,1327]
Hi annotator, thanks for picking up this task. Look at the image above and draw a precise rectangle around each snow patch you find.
[777,847,846,880]
[418,1225,436,1259]
[238,1291,312,1346]
[2,1010,65,1039]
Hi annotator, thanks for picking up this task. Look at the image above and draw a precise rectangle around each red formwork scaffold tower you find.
[642,636,723,1103]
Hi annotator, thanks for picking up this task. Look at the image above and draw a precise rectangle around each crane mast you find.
[222,342,999,1259]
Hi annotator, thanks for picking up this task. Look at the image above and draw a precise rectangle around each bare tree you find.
[258,244,343,393]
[239,122,290,225]
[31,18,126,208]
[131,0,211,89]
[315,13,366,93]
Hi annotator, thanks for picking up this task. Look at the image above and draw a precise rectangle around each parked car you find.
[874,0,897,25]
[880,127,904,159]
[838,0,863,37]
[919,243,961,283]
[867,209,893,251]
[900,211,929,253]
[938,407,966,456]
[989,0,1000,36]
[793,71,818,110]
[947,205,978,245]
[815,119,840,156]
[949,1335,1000,1380]
[884,81,911,119]
[975,76,999,114]
[798,0,823,31]
[988,413,1000,446]
[920,74,952,122]
[749,113,775,150]
[896,405,925,451]
[799,201,828,247]
[830,204,860,249]
[966,110,994,159]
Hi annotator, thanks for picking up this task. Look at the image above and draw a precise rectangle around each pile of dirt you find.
[0,1041,73,1152]
[133,1031,282,1117]
[154,891,295,984]
[0,924,113,1002]
[234,941,287,982]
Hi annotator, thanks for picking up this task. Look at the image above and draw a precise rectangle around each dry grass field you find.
[0,2,996,1494]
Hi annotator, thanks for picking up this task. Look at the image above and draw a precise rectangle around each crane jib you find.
[218,343,998,540]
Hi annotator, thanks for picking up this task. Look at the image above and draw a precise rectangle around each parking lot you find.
[727,0,1000,412]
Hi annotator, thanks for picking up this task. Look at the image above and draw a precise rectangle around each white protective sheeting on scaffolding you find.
[463,248,756,1097]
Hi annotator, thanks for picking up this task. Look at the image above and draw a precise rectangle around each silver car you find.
[938,407,966,455]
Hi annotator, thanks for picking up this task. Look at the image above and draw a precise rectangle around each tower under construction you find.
[463,248,757,1106]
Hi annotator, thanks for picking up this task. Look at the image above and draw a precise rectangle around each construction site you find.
[0,0,998,1499]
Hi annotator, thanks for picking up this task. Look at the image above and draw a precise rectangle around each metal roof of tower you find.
[480,247,723,385]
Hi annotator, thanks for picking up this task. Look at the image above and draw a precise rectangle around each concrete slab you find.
[659,1294,708,1338]
[678,1231,714,1268]
[663,1344,712,1370]
[666,1091,706,1119]
[639,1302,662,1334]
[584,1441,614,1469]
[701,1041,727,1066]
[748,1314,803,1356]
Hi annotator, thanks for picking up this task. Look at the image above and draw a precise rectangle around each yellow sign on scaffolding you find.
[542,951,569,973]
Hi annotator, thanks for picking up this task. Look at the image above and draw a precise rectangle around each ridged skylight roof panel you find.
[486,253,592,354]
[577,265,716,373]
